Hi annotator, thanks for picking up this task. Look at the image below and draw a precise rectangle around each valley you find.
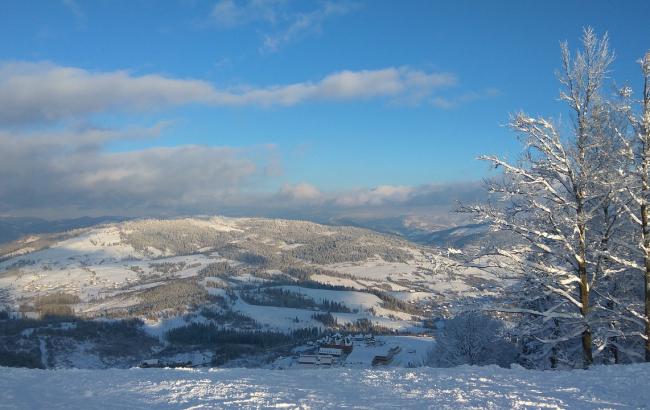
[0,216,509,369]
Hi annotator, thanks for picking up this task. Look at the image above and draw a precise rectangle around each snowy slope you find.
[0,364,648,409]
[231,296,420,332]
[0,216,512,340]
[344,335,435,367]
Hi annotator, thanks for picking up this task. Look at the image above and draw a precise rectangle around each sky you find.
[1,0,650,221]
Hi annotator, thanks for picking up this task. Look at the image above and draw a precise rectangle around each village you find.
[274,333,435,369]
[136,333,435,370]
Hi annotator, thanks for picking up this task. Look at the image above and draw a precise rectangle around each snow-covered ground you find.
[272,285,415,320]
[232,295,420,333]
[344,335,435,367]
[1,364,648,409]
[0,217,499,310]
[0,216,511,340]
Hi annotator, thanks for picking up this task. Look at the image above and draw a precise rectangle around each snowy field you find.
[1,364,649,409]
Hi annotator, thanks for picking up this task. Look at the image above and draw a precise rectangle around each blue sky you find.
[1,0,649,218]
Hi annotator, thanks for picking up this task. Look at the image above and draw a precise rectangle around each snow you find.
[274,286,416,321]
[344,336,435,367]
[276,286,382,312]
[278,243,304,250]
[0,227,140,269]
[184,217,243,233]
[325,258,419,280]
[3,246,36,258]
[232,293,420,332]
[309,274,367,290]
[232,297,321,331]
[389,291,433,302]
[38,337,48,368]
[143,315,211,340]
[1,364,649,409]
[316,252,501,302]
[0,250,217,303]
[0,217,513,337]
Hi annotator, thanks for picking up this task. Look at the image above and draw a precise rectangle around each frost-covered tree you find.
[610,50,650,361]
[426,312,516,368]
[465,28,614,367]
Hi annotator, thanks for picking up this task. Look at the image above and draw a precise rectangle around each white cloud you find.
[62,0,86,25]
[0,127,275,215]
[210,0,285,28]
[211,0,246,27]
[210,0,358,53]
[0,62,216,125]
[279,183,323,202]
[334,185,414,207]
[0,62,457,125]
[0,125,483,219]
[431,87,501,109]
[0,119,483,218]
[260,1,358,53]
[0,58,487,219]
[214,67,456,106]
[269,182,484,212]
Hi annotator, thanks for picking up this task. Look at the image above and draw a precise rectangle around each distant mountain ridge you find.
[0,216,129,245]
[0,214,490,249]
[325,215,494,248]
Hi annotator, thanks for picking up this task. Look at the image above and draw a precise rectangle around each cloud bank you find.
[0,59,486,222]
[0,125,482,220]
[0,127,272,216]
[274,182,483,210]
[0,62,458,125]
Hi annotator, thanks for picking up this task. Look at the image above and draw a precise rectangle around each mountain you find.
[0,216,511,369]
[326,214,503,249]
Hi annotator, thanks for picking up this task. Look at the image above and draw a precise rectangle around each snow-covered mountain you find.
[0,216,512,368]
[0,216,506,316]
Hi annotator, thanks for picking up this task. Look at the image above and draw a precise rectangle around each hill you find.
[0,216,511,368]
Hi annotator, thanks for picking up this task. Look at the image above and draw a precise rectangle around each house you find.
[139,359,193,368]
[298,355,318,364]
[318,355,334,365]
[139,359,162,368]
[372,355,390,366]
[318,347,343,356]
[372,346,401,366]
[320,335,353,353]
[298,354,335,366]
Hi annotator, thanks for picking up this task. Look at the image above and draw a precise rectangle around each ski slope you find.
[0,364,648,409]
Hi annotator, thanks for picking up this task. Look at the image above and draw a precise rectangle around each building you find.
[372,346,401,366]
[318,347,343,356]
[298,354,335,366]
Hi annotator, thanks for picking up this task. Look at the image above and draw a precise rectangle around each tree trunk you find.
[577,193,593,367]
[643,57,650,362]
[579,266,593,367]
[641,203,650,362]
